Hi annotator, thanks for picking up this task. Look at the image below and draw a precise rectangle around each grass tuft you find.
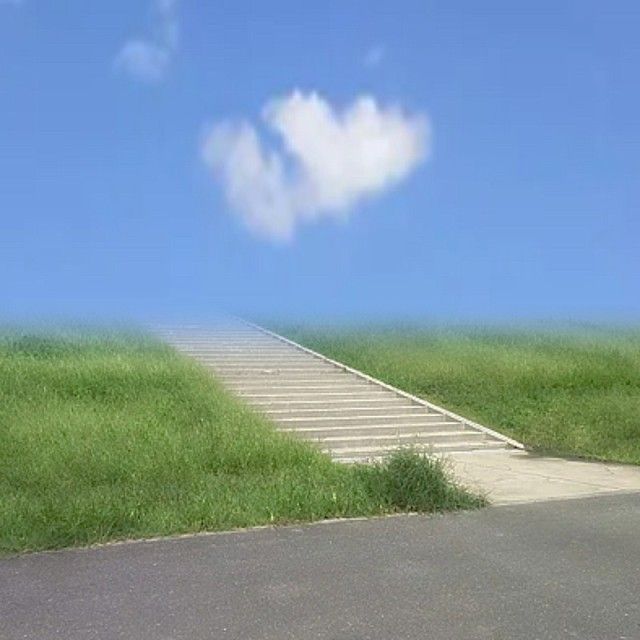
[366,448,485,512]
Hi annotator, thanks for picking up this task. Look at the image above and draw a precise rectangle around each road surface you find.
[2,493,639,640]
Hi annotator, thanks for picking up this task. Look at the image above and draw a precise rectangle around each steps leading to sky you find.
[156,322,522,463]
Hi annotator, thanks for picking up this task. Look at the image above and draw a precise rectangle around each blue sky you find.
[1,1,638,322]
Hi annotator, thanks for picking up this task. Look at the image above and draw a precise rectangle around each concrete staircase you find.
[157,322,521,463]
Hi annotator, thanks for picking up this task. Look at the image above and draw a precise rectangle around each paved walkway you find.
[158,322,640,505]
[2,493,639,639]
[448,449,640,504]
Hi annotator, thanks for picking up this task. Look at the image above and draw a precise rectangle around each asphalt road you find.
[2,493,640,640]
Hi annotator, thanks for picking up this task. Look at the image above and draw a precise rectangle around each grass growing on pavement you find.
[359,449,473,513]
[280,325,640,465]
[0,330,481,555]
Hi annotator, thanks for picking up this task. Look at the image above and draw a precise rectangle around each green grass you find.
[0,330,481,555]
[280,324,640,465]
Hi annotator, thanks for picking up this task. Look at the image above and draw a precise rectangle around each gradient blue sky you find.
[1,1,638,322]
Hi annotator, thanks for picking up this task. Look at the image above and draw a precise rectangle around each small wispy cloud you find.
[202,91,429,242]
[364,45,386,68]
[114,0,179,83]
[0,0,24,6]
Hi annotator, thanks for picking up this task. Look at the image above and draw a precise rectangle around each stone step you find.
[237,390,394,401]
[206,357,329,365]
[170,335,271,340]
[185,357,313,365]
[172,342,280,349]
[218,373,354,383]
[232,384,374,395]
[207,365,338,374]
[249,397,419,410]
[169,336,285,341]
[291,430,487,450]
[328,440,508,461]
[274,413,450,427]
[262,405,426,418]
[278,422,468,438]
[227,379,367,391]
[174,349,311,357]
[178,350,312,357]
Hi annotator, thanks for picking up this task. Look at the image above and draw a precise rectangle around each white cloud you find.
[364,45,385,68]
[114,0,178,83]
[114,41,170,83]
[202,91,429,242]
[0,0,24,6]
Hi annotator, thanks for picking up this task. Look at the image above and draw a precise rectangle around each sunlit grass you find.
[280,325,640,464]
[0,330,481,554]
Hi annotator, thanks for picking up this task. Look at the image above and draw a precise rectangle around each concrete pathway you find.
[157,322,640,504]
[2,493,640,640]
[448,449,640,504]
